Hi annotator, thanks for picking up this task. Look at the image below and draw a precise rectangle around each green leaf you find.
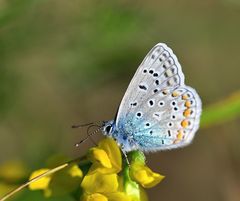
[201,91,240,128]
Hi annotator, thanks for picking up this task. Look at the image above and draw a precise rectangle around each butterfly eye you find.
[105,125,112,133]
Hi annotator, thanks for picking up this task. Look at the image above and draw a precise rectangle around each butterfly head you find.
[102,120,115,136]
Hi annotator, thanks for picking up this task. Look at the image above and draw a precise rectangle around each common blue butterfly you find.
[102,43,202,155]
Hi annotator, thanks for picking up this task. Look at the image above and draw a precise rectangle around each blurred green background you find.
[0,0,240,200]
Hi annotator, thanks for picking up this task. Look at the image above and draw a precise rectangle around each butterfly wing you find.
[115,43,202,151]
[116,43,185,126]
[130,86,201,151]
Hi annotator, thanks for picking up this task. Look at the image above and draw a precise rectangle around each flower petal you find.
[107,192,132,201]
[88,148,112,168]
[88,138,122,175]
[98,138,122,173]
[130,163,164,188]
[81,172,119,194]
[68,164,83,178]
[82,193,108,201]
[28,169,51,190]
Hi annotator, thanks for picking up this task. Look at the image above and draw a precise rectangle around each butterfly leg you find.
[121,148,130,166]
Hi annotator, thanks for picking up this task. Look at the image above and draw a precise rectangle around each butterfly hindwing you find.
[131,86,202,151]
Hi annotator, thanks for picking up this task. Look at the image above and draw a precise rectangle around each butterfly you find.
[102,43,201,155]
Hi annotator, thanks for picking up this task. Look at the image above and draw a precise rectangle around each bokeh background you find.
[0,0,240,201]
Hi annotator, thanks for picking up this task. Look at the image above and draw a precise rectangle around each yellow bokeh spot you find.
[43,188,52,197]
[0,182,16,197]
[82,193,108,201]
[28,169,51,190]
[68,165,83,178]
[0,160,28,181]
[130,163,164,188]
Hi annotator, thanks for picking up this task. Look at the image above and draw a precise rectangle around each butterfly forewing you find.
[116,43,184,126]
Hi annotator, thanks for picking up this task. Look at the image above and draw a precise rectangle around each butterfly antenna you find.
[75,124,102,147]
[72,121,103,129]
[71,122,94,128]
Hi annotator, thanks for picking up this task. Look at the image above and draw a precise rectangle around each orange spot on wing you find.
[172,91,179,97]
[177,132,183,140]
[182,94,188,100]
[185,101,191,108]
[174,130,184,144]
[183,109,191,117]
[181,120,189,128]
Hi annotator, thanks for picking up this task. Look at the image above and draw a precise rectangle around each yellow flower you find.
[81,172,119,194]
[82,193,108,201]
[69,164,83,177]
[29,168,51,190]
[87,138,122,174]
[81,172,133,201]
[127,151,164,188]
[106,192,132,201]
[82,192,131,201]
[81,138,134,201]
[129,162,164,188]
[25,138,163,201]
[123,167,148,201]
